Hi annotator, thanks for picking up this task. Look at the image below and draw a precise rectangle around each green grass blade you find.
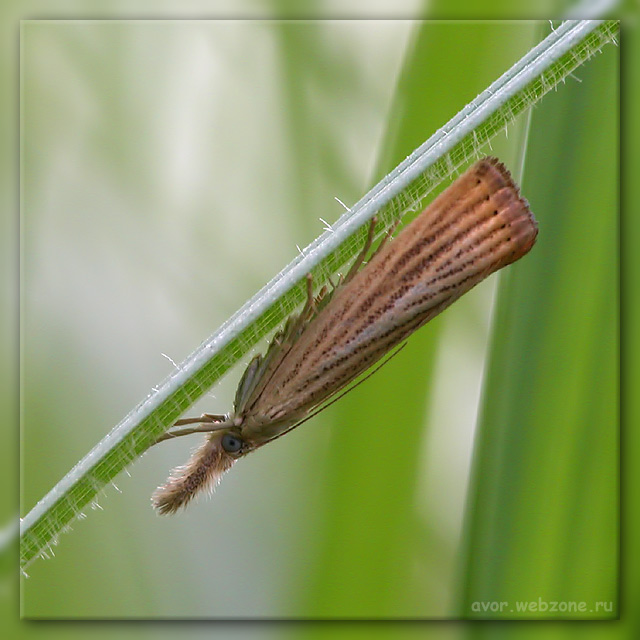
[459,30,618,619]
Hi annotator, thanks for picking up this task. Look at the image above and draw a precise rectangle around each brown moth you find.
[152,157,538,514]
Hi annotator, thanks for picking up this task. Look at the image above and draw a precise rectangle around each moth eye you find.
[221,433,243,453]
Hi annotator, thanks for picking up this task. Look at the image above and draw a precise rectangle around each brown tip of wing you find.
[471,157,538,266]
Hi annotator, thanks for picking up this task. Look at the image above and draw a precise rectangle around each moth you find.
[152,157,538,514]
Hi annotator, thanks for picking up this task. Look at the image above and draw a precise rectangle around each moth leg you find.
[304,273,319,314]
[173,413,228,427]
[371,219,400,259]
[154,419,232,444]
[343,216,378,284]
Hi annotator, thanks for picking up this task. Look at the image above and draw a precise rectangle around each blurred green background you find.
[10,10,621,634]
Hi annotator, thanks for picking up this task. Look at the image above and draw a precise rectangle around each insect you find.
[152,157,538,514]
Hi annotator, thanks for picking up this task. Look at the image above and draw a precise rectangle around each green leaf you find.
[459,30,618,619]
